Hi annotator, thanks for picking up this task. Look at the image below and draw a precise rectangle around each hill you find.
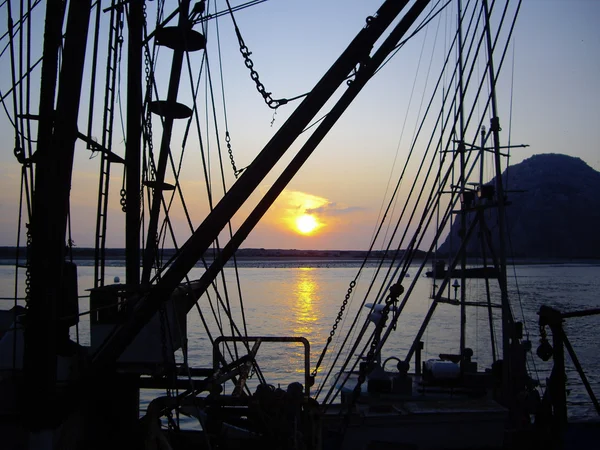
[438,154,600,258]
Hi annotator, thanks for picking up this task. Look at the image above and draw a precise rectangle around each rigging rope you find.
[319,0,524,406]
[141,0,263,385]
[213,3,244,178]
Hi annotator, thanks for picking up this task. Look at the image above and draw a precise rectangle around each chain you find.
[24,225,31,305]
[148,0,174,426]
[234,28,287,110]
[142,2,157,181]
[119,188,127,212]
[310,281,356,379]
[140,0,164,280]
[225,132,244,178]
[154,233,162,278]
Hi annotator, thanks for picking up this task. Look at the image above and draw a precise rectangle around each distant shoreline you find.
[0,246,599,266]
[0,246,422,261]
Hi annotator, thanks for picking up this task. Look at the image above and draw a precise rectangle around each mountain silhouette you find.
[438,154,600,259]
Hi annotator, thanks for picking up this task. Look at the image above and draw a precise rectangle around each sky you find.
[0,0,598,252]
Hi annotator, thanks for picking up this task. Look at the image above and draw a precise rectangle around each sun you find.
[295,214,319,235]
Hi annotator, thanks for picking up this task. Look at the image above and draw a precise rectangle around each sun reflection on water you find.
[293,268,321,336]
[286,268,324,375]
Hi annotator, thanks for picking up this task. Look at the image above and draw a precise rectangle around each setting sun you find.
[295,214,319,234]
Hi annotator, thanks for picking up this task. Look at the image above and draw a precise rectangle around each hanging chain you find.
[142,2,157,181]
[104,4,126,213]
[236,32,287,109]
[230,19,287,110]
[224,0,289,109]
[120,188,127,212]
[226,131,244,178]
[24,225,32,305]
[154,233,162,278]
[310,280,356,379]
[140,0,163,281]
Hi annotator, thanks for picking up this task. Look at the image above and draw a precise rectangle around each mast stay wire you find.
[378,1,434,253]
[211,3,250,339]
[178,4,244,363]
[319,17,457,401]
[146,2,262,383]
[301,0,450,137]
[85,0,102,155]
[192,1,257,360]
[320,62,465,404]
[4,0,34,231]
[0,0,42,56]
[332,1,445,382]
[191,0,267,25]
[314,0,453,396]
[372,0,451,79]
[137,1,240,365]
[318,0,516,400]
[328,132,489,406]
[327,138,476,402]
[17,0,26,182]
[372,0,524,372]
[317,1,471,397]
[144,74,264,394]
[214,0,242,178]
[143,46,239,372]
[378,0,521,361]
[200,32,245,360]
[6,0,21,151]
[380,0,473,314]
[321,147,466,405]
[380,0,454,265]
[486,0,540,384]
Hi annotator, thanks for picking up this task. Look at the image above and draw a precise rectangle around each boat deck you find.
[322,370,508,449]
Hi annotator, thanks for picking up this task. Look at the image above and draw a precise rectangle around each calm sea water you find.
[1,261,599,420]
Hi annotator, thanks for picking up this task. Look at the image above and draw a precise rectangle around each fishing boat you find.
[0,0,598,449]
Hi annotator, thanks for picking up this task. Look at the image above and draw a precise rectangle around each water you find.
[1,261,599,420]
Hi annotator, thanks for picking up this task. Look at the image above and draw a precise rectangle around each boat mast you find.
[126,0,144,286]
[23,0,64,429]
[456,0,468,372]
[479,125,498,362]
[482,0,512,400]
[141,0,192,285]
[25,0,92,430]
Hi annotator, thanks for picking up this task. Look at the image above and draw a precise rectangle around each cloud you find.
[259,189,364,236]
[276,190,329,212]
[305,202,364,216]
